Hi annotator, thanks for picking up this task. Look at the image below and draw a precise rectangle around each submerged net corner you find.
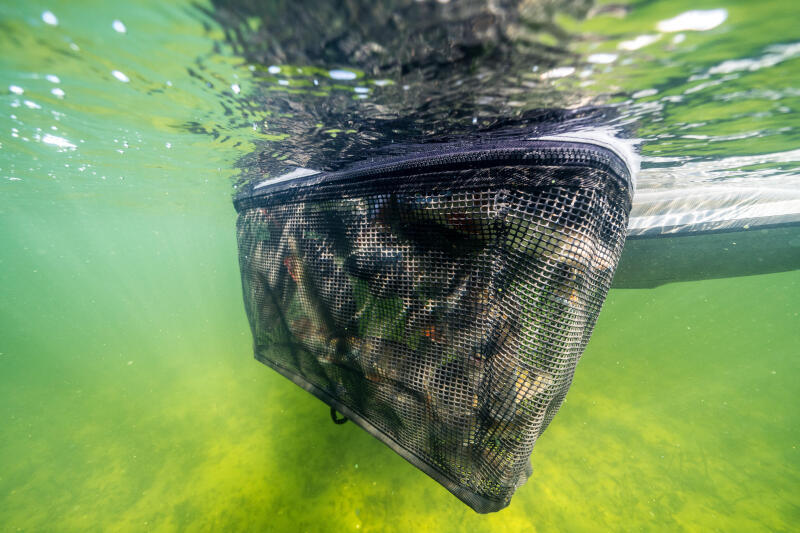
[235,149,631,512]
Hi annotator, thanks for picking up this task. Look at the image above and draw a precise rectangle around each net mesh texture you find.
[234,141,632,512]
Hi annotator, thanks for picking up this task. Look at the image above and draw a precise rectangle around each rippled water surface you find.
[1,0,798,530]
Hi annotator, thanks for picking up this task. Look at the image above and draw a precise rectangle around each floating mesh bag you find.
[234,137,634,512]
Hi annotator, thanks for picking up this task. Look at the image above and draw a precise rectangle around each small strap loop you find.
[330,406,348,424]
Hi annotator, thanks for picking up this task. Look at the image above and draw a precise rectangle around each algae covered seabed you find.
[1,0,799,530]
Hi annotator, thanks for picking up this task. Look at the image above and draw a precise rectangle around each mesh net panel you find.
[234,143,632,512]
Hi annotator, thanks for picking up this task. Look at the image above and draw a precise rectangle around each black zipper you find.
[234,140,631,212]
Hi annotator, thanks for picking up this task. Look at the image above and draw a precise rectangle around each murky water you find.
[1,0,798,530]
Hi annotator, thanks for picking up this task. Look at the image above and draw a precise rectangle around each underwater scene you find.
[1,0,798,530]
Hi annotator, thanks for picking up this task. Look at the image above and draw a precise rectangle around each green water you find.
[1,0,799,531]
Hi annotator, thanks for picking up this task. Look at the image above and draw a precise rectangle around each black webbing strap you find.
[330,406,348,424]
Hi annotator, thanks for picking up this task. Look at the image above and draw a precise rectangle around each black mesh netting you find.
[233,140,632,512]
